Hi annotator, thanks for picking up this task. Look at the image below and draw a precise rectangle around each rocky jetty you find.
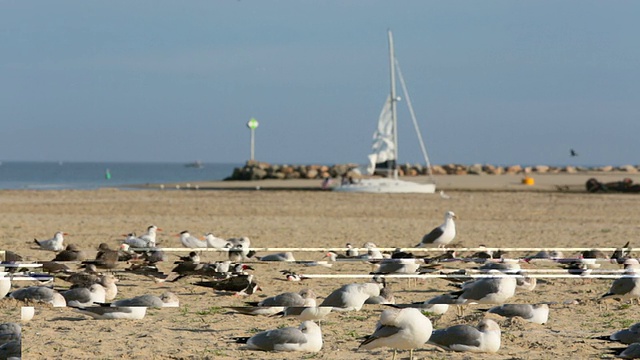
[224,160,640,181]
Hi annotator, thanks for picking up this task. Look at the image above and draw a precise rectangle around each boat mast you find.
[388,29,399,180]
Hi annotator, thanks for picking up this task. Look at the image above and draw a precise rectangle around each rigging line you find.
[394,57,434,181]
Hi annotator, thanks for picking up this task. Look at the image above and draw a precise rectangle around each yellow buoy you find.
[522,176,535,186]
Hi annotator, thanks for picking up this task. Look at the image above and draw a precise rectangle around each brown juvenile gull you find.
[52,244,86,261]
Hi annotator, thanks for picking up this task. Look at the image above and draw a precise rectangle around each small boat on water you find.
[185,161,204,169]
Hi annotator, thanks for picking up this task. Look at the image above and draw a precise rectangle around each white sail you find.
[369,95,395,174]
[333,30,436,194]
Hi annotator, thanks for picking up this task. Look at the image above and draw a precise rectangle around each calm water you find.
[0,162,241,190]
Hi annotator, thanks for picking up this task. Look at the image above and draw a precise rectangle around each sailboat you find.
[334,30,436,194]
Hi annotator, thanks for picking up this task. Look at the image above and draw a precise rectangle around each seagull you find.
[388,293,456,315]
[487,303,549,325]
[10,286,66,307]
[359,307,432,360]
[416,211,457,248]
[257,252,296,262]
[62,283,107,307]
[273,306,334,322]
[428,318,501,353]
[96,292,179,308]
[602,267,640,304]
[608,342,640,359]
[193,274,260,296]
[81,243,119,270]
[52,244,86,261]
[229,289,316,316]
[139,225,161,247]
[178,231,208,248]
[70,305,147,320]
[346,243,359,257]
[34,231,67,251]
[439,190,451,199]
[203,233,229,249]
[0,339,21,360]
[570,148,578,157]
[319,282,382,311]
[595,322,640,345]
[233,320,323,352]
[450,270,517,305]
[365,285,396,305]
[0,323,21,345]
[69,274,118,301]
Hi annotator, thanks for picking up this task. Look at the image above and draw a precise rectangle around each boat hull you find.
[333,178,436,194]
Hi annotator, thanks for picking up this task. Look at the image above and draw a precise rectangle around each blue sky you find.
[1,1,639,166]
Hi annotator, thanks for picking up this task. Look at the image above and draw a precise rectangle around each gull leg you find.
[410,348,414,360]
[392,349,397,360]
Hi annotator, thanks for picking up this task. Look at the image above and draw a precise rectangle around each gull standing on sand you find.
[34,231,67,251]
[359,307,432,360]
[140,225,161,247]
[416,211,457,248]
[428,318,501,353]
[602,266,640,303]
[320,282,381,311]
[487,303,549,325]
[608,342,640,359]
[233,320,323,352]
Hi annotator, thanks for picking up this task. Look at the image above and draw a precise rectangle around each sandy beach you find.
[2,173,640,359]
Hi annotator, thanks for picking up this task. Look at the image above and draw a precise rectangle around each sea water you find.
[0,161,240,190]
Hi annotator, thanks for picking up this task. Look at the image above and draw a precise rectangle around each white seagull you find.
[488,303,549,325]
[602,267,640,303]
[10,286,66,307]
[34,231,67,251]
[416,211,457,248]
[62,284,107,307]
[319,282,381,311]
[451,270,517,305]
[596,322,640,345]
[233,320,323,352]
[140,225,161,247]
[359,307,432,360]
[71,305,147,320]
[428,318,501,353]
[178,231,208,248]
[203,233,230,249]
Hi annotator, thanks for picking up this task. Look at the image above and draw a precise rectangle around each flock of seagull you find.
[2,212,640,359]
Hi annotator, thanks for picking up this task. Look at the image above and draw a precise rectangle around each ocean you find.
[0,161,241,190]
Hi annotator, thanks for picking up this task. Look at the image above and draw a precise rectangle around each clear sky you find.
[1,1,639,166]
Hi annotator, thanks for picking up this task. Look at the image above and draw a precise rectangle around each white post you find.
[247,118,259,161]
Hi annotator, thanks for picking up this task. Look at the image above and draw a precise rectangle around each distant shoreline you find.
[129,171,640,193]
